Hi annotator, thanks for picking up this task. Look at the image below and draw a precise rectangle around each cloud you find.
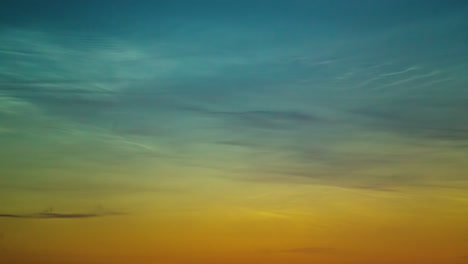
[1,5,467,197]
[350,99,468,141]
[0,210,126,219]
[197,109,324,130]
[0,182,175,194]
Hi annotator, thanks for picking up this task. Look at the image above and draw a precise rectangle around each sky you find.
[0,1,468,263]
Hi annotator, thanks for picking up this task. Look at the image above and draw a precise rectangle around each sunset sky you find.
[0,1,467,263]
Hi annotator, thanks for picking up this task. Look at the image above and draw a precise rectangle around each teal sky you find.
[1,1,467,190]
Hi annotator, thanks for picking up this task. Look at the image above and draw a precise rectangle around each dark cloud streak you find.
[0,211,125,219]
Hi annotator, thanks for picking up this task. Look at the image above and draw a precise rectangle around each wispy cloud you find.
[1,4,468,197]
[192,108,324,130]
[0,209,126,219]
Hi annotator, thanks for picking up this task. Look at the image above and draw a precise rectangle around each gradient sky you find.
[1,1,468,263]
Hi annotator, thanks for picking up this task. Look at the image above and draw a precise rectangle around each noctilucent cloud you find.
[0,1,467,263]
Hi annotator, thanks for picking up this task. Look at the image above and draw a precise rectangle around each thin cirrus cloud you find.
[0,210,126,219]
[0,2,467,194]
